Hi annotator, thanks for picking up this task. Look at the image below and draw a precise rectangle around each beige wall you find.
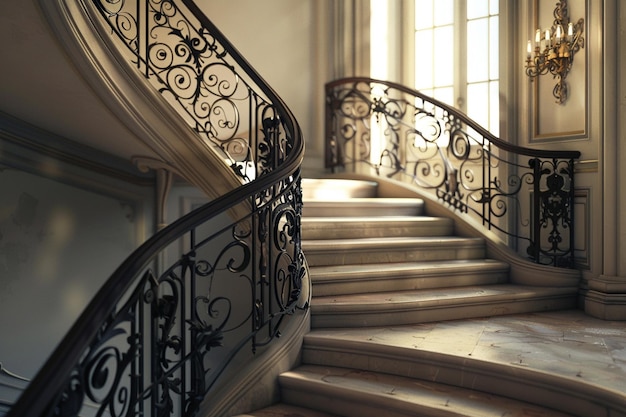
[200,0,332,176]
[0,167,151,381]
[518,0,601,276]
[614,2,626,276]
[518,0,626,319]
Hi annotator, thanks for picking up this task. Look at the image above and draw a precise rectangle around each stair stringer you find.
[200,308,311,417]
[321,173,581,289]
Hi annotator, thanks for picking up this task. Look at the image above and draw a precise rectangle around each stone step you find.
[302,236,485,267]
[233,403,340,417]
[310,259,509,296]
[302,216,453,240]
[300,311,624,417]
[311,285,577,328]
[278,365,573,417]
[302,178,378,200]
[302,198,424,217]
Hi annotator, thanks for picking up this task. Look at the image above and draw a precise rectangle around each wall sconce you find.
[525,0,584,104]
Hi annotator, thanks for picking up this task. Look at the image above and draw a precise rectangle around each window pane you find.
[467,19,488,82]
[434,0,454,26]
[467,0,489,19]
[490,0,499,15]
[434,26,453,86]
[467,82,489,129]
[415,0,433,30]
[489,16,499,79]
[434,87,454,108]
[420,88,434,97]
[411,0,498,130]
[415,30,433,89]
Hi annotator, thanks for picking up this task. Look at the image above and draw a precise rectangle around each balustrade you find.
[326,77,580,267]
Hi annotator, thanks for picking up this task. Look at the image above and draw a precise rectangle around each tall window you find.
[413,0,500,135]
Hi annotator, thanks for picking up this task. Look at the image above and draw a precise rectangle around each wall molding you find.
[572,187,591,270]
[584,275,626,320]
[0,111,155,194]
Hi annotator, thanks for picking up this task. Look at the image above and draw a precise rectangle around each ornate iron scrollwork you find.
[42,176,305,417]
[325,78,580,267]
[8,1,306,417]
[94,0,293,181]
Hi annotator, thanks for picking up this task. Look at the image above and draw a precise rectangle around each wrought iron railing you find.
[97,0,295,181]
[8,1,306,416]
[326,77,580,267]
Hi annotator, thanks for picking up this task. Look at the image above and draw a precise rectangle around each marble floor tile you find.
[309,310,626,394]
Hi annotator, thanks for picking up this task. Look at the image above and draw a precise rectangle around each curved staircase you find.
[234,178,622,417]
[303,178,576,329]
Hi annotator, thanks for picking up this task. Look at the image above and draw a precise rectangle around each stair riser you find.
[280,383,458,417]
[302,179,378,199]
[310,295,577,328]
[303,206,422,217]
[311,270,509,297]
[304,244,485,267]
[302,221,453,240]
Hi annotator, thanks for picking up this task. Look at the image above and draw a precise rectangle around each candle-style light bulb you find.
[567,22,573,41]
[556,25,563,42]
[535,29,541,45]
[527,40,532,58]
[545,29,551,47]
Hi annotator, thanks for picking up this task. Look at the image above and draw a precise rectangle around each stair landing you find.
[238,310,626,417]
[303,309,626,392]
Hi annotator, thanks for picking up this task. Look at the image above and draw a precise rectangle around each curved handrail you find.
[325,77,580,267]
[8,161,304,417]
[8,1,306,416]
[90,0,299,182]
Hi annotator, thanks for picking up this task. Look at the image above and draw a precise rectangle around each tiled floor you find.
[307,309,626,395]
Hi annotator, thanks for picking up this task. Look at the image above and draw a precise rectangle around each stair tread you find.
[280,364,573,417]
[302,216,454,239]
[303,178,378,200]
[303,198,425,217]
[302,215,447,223]
[303,236,484,249]
[310,259,508,279]
[309,259,510,296]
[310,284,577,327]
[303,236,487,266]
[304,197,423,205]
[312,284,576,309]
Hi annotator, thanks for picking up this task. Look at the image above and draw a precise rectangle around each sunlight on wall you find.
[370,1,389,166]
[370,0,389,80]
[0,170,139,379]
